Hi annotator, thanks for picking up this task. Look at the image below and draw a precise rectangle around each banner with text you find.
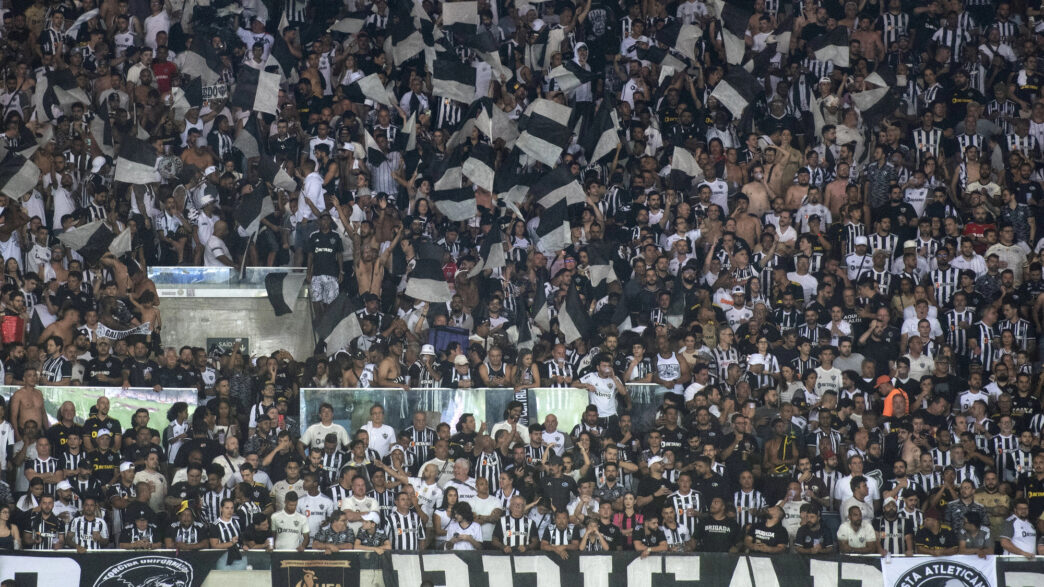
[881,555,996,587]
[0,550,225,587]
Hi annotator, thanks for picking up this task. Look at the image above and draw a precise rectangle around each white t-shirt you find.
[339,494,378,533]
[302,422,350,452]
[445,478,477,502]
[361,422,396,458]
[467,494,502,541]
[813,366,842,396]
[203,235,231,267]
[271,510,309,549]
[581,372,619,418]
[837,520,877,549]
[297,493,336,537]
[445,519,485,550]
[409,478,443,525]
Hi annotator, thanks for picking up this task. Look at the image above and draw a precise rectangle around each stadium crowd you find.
[0,0,1042,566]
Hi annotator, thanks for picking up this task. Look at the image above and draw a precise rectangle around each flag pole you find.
[239,231,256,281]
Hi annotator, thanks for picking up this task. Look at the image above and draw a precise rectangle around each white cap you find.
[531,18,546,31]
[390,444,405,454]
[420,344,436,356]
[90,156,107,173]
[647,456,664,468]
[96,428,112,437]
[362,512,380,524]
[56,480,73,490]
[854,236,868,247]
[453,354,469,366]
[199,194,217,207]
[903,240,917,249]
[203,165,218,176]
[883,496,899,508]
[119,461,134,472]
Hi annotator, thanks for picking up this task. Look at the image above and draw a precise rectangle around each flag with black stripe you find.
[264,271,307,316]
[516,99,572,167]
[531,281,551,333]
[114,136,159,184]
[559,283,591,344]
[230,67,281,115]
[468,218,505,277]
[235,183,276,236]
[547,61,598,93]
[534,197,571,254]
[258,157,297,192]
[267,33,299,82]
[529,166,586,209]
[578,99,620,164]
[313,291,362,355]
[447,97,518,150]
[432,59,477,105]
[0,153,40,199]
[494,147,532,220]
[670,146,703,189]
[710,66,763,119]
[462,142,495,192]
[431,148,476,221]
[655,20,704,62]
[634,45,688,71]
[343,73,397,108]
[364,128,386,167]
[384,3,429,66]
[716,1,752,65]
[405,258,452,302]
[809,27,850,67]
[328,11,368,34]
[180,34,224,85]
[234,114,268,160]
[852,67,899,128]
[33,70,91,122]
[586,245,618,299]
[56,220,125,264]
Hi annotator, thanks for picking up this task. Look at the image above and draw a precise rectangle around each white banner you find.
[882,555,996,587]
[95,321,153,340]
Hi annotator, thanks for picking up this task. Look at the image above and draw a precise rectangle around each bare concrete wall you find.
[158,296,315,359]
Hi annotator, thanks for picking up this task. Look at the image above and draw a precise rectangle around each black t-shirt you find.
[46,422,83,455]
[124,358,160,387]
[634,524,667,548]
[794,523,836,551]
[83,416,123,442]
[597,521,623,550]
[86,356,123,385]
[696,516,742,552]
[747,521,790,548]
[636,476,674,516]
[1016,475,1044,521]
[308,230,343,277]
[169,481,205,503]
[914,527,958,553]
[540,474,578,512]
[86,449,120,483]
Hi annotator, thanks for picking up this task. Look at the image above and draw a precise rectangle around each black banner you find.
[269,551,370,587]
[0,550,226,587]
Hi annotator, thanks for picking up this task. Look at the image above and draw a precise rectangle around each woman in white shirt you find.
[444,502,484,550]
[431,487,458,549]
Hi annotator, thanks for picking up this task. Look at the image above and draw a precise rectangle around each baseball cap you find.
[731,286,745,295]
[56,480,72,490]
[362,512,381,524]
[903,240,917,249]
[647,456,664,467]
[97,428,112,438]
[874,375,892,389]
[883,497,898,508]
[854,236,868,247]
[453,355,469,366]
[119,462,134,472]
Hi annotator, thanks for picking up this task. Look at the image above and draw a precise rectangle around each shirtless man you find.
[784,167,812,212]
[350,224,400,297]
[10,368,46,440]
[730,194,762,247]
[38,307,80,348]
[741,164,774,217]
[376,341,408,390]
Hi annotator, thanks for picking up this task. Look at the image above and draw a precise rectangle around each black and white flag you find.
[328,11,368,34]
[655,20,704,62]
[462,142,495,192]
[534,197,571,254]
[578,99,620,164]
[264,271,307,316]
[432,59,477,105]
[343,73,397,109]
[529,166,586,209]
[405,258,452,302]
[547,61,598,93]
[235,183,276,237]
[114,136,159,184]
[710,66,763,119]
[810,27,850,68]
[516,99,572,166]
[559,283,592,344]
[670,146,703,189]
[230,67,281,115]
[0,154,40,199]
[56,220,128,264]
[468,219,505,277]
[314,291,362,356]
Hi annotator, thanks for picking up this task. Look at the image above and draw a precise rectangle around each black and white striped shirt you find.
[434,98,463,131]
[41,355,69,382]
[969,322,996,371]
[992,434,1018,476]
[930,267,961,306]
[878,13,909,45]
[733,489,765,528]
[320,450,346,487]
[774,309,801,332]
[497,514,536,548]
[474,451,502,492]
[125,523,158,544]
[931,27,971,61]
[544,360,575,387]
[1006,134,1039,159]
[28,457,60,494]
[69,515,108,550]
[201,488,231,523]
[669,490,702,535]
[709,347,741,379]
[404,426,437,464]
[815,469,842,501]
[369,488,397,522]
[542,523,576,546]
[898,508,924,531]
[168,521,207,545]
[329,484,353,505]
[1005,449,1034,483]
[26,513,64,550]
[209,516,242,545]
[791,356,820,378]
[945,309,973,355]
[998,319,1033,352]
[914,471,942,493]
[385,508,425,551]
[877,516,912,555]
